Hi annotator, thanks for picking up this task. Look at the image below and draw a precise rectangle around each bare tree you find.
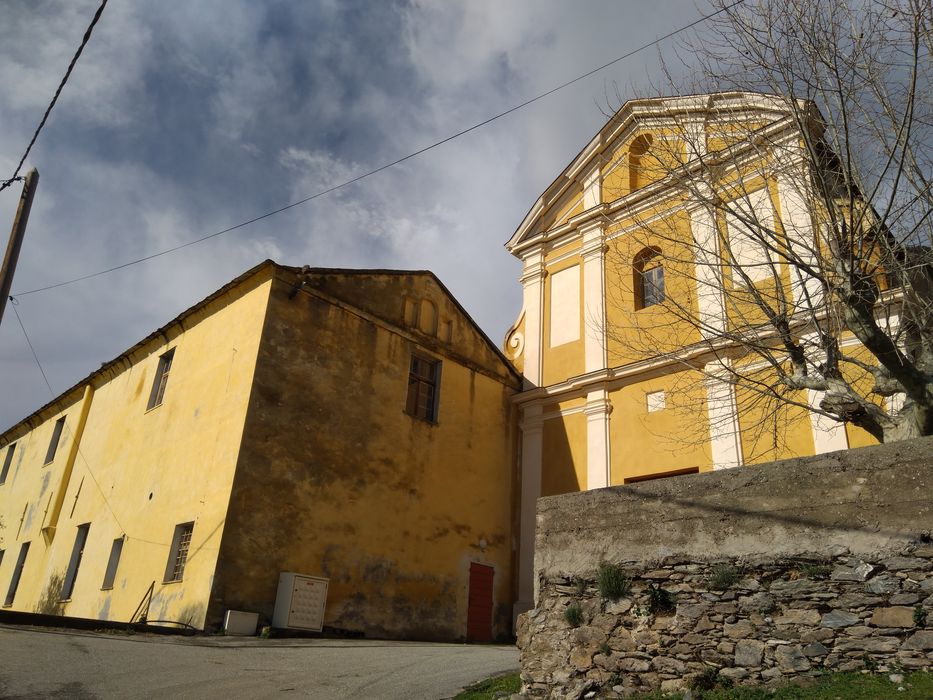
[603,0,932,446]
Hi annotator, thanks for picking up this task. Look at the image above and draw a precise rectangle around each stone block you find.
[723,619,756,638]
[865,574,901,594]
[889,593,921,605]
[870,606,916,628]
[720,667,750,681]
[675,603,708,619]
[820,610,860,628]
[802,642,829,657]
[774,645,811,672]
[774,608,821,626]
[833,636,900,653]
[650,656,686,674]
[902,630,933,650]
[734,639,765,667]
[831,561,875,581]
[882,557,929,571]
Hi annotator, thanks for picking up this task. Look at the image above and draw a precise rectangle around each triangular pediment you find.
[506,92,800,254]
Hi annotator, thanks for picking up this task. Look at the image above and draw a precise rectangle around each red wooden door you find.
[467,562,494,642]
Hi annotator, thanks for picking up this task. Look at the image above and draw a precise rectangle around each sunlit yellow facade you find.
[504,93,882,616]
[0,261,521,641]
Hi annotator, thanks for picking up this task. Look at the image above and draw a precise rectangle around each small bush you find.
[598,641,611,656]
[646,584,675,614]
[690,666,733,691]
[564,603,584,627]
[800,562,832,580]
[914,606,928,627]
[597,562,631,601]
[709,564,742,591]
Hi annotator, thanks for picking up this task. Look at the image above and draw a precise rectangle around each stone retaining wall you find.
[517,438,933,698]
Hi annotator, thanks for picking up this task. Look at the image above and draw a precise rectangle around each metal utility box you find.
[272,572,329,631]
[223,609,260,636]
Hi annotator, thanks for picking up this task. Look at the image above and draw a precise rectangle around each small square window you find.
[44,417,66,465]
[0,444,14,484]
[147,348,175,410]
[405,355,441,423]
[164,522,194,583]
[646,390,666,413]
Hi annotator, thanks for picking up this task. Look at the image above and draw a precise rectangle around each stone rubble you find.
[517,546,933,699]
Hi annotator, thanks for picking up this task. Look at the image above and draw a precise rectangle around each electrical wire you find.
[0,0,110,194]
[12,0,744,298]
[8,296,175,548]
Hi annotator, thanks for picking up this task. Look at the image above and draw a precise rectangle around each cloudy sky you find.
[0,0,707,430]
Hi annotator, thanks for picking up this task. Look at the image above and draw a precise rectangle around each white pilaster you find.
[519,251,546,388]
[580,221,607,373]
[776,171,823,309]
[582,163,601,210]
[515,404,544,622]
[807,388,850,453]
[704,361,743,469]
[584,390,612,490]
[688,202,727,337]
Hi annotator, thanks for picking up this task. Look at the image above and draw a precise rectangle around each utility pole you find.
[0,168,39,326]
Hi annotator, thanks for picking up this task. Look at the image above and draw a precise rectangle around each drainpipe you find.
[41,384,94,544]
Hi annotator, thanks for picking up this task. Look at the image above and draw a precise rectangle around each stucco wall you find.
[209,268,520,641]
[0,269,273,628]
[534,438,932,581]
[519,437,933,697]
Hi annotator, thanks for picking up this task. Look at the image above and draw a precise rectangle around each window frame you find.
[60,523,91,601]
[146,348,176,411]
[44,417,66,465]
[101,536,125,590]
[0,443,14,484]
[163,522,194,583]
[405,354,441,423]
[633,247,665,310]
[4,542,30,607]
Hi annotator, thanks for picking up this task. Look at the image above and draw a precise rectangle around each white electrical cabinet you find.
[272,572,329,631]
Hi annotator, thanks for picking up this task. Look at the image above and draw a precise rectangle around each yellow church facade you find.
[504,93,883,616]
[0,261,521,641]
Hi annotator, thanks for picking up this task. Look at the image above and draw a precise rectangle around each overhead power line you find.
[0,0,110,194]
[13,0,743,297]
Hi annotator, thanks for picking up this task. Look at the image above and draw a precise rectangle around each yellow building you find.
[0,261,521,641]
[503,93,885,616]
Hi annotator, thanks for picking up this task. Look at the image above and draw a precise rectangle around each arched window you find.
[634,247,665,310]
[628,134,654,191]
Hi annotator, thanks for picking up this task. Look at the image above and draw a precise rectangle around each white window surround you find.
[646,391,666,412]
[549,265,581,347]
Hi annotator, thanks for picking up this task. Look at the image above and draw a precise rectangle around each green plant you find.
[453,673,521,700]
[800,562,832,580]
[646,584,675,614]
[574,577,587,595]
[564,603,584,627]
[862,654,879,672]
[597,562,631,601]
[914,606,928,627]
[709,564,742,591]
[598,641,612,656]
[691,666,734,691]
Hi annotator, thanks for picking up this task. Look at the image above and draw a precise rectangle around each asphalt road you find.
[0,626,519,699]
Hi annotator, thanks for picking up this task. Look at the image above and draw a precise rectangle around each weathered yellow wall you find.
[608,370,713,483]
[540,401,587,497]
[0,269,273,627]
[542,258,585,386]
[209,269,519,641]
[605,210,701,365]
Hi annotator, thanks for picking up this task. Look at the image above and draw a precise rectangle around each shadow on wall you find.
[541,416,579,497]
[34,570,65,616]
